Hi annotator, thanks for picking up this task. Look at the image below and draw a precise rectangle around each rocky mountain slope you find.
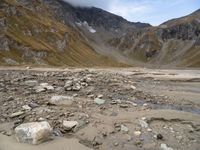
[0,0,199,67]
[106,9,200,67]
[0,0,124,66]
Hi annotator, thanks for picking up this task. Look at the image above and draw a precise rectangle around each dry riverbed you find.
[0,67,200,150]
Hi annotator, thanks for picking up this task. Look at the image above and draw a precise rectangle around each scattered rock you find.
[114,142,119,146]
[24,80,38,87]
[139,119,148,128]
[120,104,129,108]
[157,134,163,140]
[63,120,79,131]
[22,105,32,111]
[49,95,74,105]
[160,143,173,150]
[147,128,152,132]
[10,111,24,118]
[130,85,136,90]
[34,83,54,92]
[134,131,142,136]
[94,98,105,105]
[121,124,129,133]
[15,121,52,145]
[40,83,54,90]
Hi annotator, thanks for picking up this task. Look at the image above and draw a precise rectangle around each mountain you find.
[102,9,200,67]
[0,0,199,67]
[0,0,124,66]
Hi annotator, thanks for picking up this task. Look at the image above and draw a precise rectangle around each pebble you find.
[134,131,142,136]
[63,120,79,130]
[157,134,164,140]
[120,104,129,108]
[139,119,148,128]
[121,124,129,133]
[22,105,32,110]
[160,143,173,150]
[10,111,24,118]
[114,142,119,146]
[94,98,105,105]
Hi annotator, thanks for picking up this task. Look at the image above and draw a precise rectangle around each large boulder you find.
[15,121,52,145]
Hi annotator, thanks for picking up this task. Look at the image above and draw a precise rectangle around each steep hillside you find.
[0,0,199,68]
[0,0,124,67]
[105,9,200,67]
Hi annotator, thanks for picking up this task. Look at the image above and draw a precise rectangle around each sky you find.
[63,0,200,26]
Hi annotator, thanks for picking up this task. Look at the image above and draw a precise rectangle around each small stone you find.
[25,80,38,87]
[15,121,52,145]
[157,134,163,140]
[110,100,117,105]
[94,98,105,105]
[63,120,78,130]
[131,102,138,107]
[143,103,148,107]
[121,124,129,133]
[139,119,148,128]
[49,95,74,105]
[64,80,73,89]
[120,104,129,108]
[22,105,31,111]
[97,94,103,98]
[130,85,136,90]
[10,111,24,118]
[35,87,46,93]
[134,140,142,146]
[147,128,152,132]
[134,131,142,136]
[40,83,54,90]
[114,142,119,146]
[38,117,45,121]
[160,143,173,150]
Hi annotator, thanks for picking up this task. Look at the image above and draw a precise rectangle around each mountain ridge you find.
[0,0,199,67]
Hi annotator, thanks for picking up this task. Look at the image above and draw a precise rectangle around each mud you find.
[0,67,200,150]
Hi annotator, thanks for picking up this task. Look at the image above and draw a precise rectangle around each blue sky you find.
[64,0,200,26]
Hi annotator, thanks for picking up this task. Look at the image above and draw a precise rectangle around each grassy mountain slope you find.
[0,0,124,67]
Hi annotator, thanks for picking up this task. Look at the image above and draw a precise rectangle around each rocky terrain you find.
[0,67,200,150]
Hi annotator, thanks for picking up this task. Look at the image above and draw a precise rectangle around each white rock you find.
[35,86,46,93]
[121,124,129,133]
[15,121,52,145]
[63,121,78,130]
[64,80,73,88]
[143,103,148,107]
[10,111,24,118]
[22,105,31,111]
[147,128,152,132]
[50,96,74,105]
[130,85,136,90]
[134,131,141,136]
[25,80,38,87]
[160,144,173,150]
[139,119,148,128]
[40,83,54,90]
[94,98,105,105]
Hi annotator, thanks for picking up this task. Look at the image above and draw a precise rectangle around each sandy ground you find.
[0,67,199,150]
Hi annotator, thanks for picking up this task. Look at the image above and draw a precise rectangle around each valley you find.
[0,0,200,150]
